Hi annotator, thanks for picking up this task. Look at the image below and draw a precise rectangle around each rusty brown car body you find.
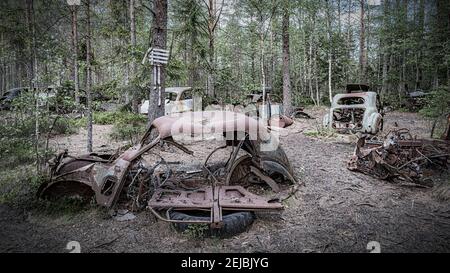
[38,111,297,228]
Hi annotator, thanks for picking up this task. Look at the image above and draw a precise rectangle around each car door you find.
[179,90,193,112]
[171,90,193,114]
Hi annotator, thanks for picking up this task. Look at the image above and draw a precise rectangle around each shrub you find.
[109,111,146,143]
[0,166,44,206]
[419,86,450,118]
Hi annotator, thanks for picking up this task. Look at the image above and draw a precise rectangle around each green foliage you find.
[0,116,77,170]
[71,111,146,143]
[109,111,146,144]
[381,93,404,110]
[303,126,337,138]
[0,166,43,206]
[0,88,81,171]
[0,135,35,169]
[0,166,90,214]
[2,0,450,123]
[93,111,146,125]
[92,80,120,101]
[93,111,123,125]
[182,224,209,239]
[419,86,450,118]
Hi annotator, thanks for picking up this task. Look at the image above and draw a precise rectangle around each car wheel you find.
[169,210,255,238]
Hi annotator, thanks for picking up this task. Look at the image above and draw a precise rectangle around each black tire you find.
[169,210,255,238]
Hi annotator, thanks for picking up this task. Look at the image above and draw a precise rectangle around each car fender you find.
[366,112,382,134]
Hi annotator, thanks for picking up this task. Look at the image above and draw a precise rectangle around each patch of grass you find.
[0,138,35,168]
[109,111,146,143]
[303,127,337,138]
[70,110,146,143]
[397,107,411,113]
[93,111,120,125]
[0,166,43,206]
[0,166,92,216]
[0,114,81,170]
[52,117,81,135]
[37,198,92,216]
[182,224,209,239]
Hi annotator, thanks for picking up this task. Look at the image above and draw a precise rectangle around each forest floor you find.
[1,107,449,253]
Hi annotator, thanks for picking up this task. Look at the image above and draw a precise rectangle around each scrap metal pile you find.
[347,128,450,186]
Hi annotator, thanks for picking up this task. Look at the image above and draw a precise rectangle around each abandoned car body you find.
[323,84,383,134]
[347,128,450,186]
[38,111,297,236]
[245,89,295,128]
[139,87,194,116]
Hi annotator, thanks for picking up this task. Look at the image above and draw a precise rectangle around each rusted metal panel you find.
[148,188,214,209]
[218,186,283,210]
[148,186,283,211]
[211,186,222,227]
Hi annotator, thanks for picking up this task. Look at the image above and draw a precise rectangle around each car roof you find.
[165,87,192,94]
[408,91,429,97]
[346,84,371,93]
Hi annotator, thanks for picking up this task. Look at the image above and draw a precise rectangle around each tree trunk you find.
[86,0,93,152]
[130,0,138,113]
[346,0,352,83]
[381,0,390,96]
[282,0,292,115]
[415,0,425,89]
[309,16,317,105]
[207,0,216,98]
[308,30,314,104]
[326,0,333,104]
[189,30,199,88]
[338,0,341,35]
[359,0,367,82]
[314,47,320,106]
[71,5,80,105]
[260,28,265,99]
[26,0,40,172]
[147,0,167,126]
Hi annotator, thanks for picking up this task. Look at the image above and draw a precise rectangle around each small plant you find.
[182,224,210,239]
[109,111,146,144]
[304,125,337,138]
[0,166,44,206]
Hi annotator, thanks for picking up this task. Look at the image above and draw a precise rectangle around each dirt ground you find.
[1,107,449,253]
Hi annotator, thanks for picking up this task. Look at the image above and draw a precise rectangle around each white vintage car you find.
[323,84,384,134]
[139,87,194,115]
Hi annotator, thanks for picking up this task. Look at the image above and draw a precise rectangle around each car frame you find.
[323,84,384,134]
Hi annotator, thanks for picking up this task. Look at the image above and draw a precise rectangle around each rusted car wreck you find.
[323,84,384,134]
[348,126,450,186]
[38,111,297,236]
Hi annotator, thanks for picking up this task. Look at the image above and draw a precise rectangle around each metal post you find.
[144,47,169,111]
